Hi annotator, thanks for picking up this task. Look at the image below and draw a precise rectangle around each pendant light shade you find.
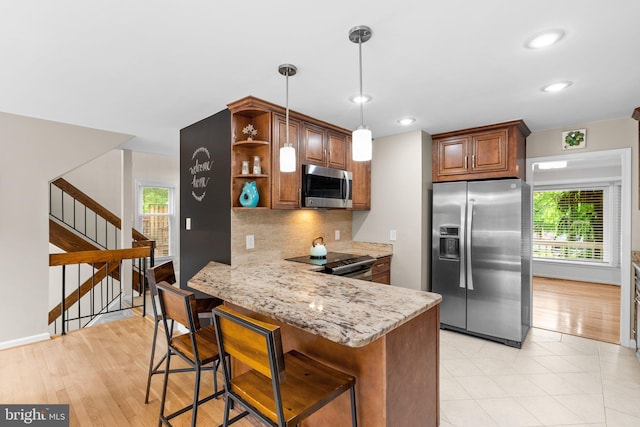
[349,25,373,161]
[278,64,297,172]
[279,145,296,172]
[352,126,372,161]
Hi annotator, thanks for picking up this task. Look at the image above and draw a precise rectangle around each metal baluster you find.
[78,264,81,330]
[100,261,104,313]
[61,265,66,336]
[142,256,147,317]
[90,262,95,323]
[118,260,122,311]
[106,261,110,313]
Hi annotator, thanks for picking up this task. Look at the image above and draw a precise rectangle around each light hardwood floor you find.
[0,317,256,427]
[532,276,621,344]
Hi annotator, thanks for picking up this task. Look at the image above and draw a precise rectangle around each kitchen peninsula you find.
[189,260,442,427]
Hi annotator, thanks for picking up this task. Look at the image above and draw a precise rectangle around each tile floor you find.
[440,328,640,426]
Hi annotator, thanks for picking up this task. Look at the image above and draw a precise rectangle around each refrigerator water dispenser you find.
[439,226,460,260]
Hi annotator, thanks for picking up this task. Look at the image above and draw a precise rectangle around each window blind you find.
[533,188,607,263]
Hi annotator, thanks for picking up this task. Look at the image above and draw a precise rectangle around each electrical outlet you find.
[246,234,255,250]
[185,217,191,230]
[390,229,397,241]
[335,229,340,240]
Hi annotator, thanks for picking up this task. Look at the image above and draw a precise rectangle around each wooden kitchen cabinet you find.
[432,119,530,182]
[301,122,326,166]
[327,131,348,169]
[301,123,348,170]
[348,145,371,211]
[371,256,391,285]
[272,113,301,209]
[228,96,370,210]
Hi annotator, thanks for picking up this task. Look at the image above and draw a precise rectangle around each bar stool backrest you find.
[147,261,177,320]
[156,281,201,333]
[213,305,286,382]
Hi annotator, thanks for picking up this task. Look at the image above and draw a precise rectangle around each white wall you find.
[0,113,131,347]
[353,130,432,291]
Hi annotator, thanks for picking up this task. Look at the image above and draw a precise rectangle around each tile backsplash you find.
[231,209,353,265]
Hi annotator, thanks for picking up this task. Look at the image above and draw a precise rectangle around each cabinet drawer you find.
[371,256,391,274]
[372,271,391,285]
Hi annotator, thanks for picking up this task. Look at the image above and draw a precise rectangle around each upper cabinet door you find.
[434,136,470,180]
[471,130,508,173]
[327,131,348,170]
[301,122,326,166]
[347,136,371,210]
[272,113,301,209]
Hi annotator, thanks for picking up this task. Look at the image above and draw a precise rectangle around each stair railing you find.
[49,247,151,335]
[49,177,150,250]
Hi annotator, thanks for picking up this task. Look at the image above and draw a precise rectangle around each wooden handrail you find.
[51,178,148,242]
[49,247,151,267]
[48,247,152,327]
[133,240,156,249]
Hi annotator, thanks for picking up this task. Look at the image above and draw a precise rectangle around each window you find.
[533,185,620,265]
[137,184,175,258]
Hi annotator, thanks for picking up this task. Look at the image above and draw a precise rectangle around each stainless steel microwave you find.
[302,164,352,208]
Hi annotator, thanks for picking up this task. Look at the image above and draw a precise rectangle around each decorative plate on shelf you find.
[561,129,586,150]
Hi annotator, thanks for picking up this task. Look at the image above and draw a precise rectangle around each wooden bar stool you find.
[155,281,225,427]
[212,305,358,427]
[145,261,221,404]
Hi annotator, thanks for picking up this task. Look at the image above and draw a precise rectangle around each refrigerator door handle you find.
[459,202,466,288]
[466,199,474,291]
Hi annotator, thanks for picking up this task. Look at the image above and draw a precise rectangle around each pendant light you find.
[349,25,373,161]
[278,64,297,172]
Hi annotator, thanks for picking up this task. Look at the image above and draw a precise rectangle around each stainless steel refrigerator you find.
[431,179,531,347]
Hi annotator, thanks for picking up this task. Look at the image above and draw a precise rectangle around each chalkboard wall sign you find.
[189,146,213,202]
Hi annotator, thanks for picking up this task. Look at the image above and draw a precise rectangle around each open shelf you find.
[230,105,272,208]
[233,140,269,148]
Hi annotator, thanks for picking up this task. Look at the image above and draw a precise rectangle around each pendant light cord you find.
[285,71,290,146]
[358,37,364,128]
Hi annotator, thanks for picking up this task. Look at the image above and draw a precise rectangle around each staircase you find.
[49,178,155,335]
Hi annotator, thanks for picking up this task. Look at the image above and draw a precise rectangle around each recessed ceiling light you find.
[397,117,416,126]
[350,94,371,104]
[542,81,572,92]
[525,29,565,49]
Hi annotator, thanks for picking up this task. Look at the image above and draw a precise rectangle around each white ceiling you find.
[2,1,639,156]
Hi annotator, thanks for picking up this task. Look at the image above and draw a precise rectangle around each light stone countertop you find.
[188,260,441,348]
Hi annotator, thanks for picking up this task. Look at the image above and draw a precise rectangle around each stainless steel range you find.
[286,252,376,281]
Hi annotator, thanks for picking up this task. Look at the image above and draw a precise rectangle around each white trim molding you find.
[0,332,50,350]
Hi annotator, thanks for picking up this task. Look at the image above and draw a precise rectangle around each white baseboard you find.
[0,332,50,350]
